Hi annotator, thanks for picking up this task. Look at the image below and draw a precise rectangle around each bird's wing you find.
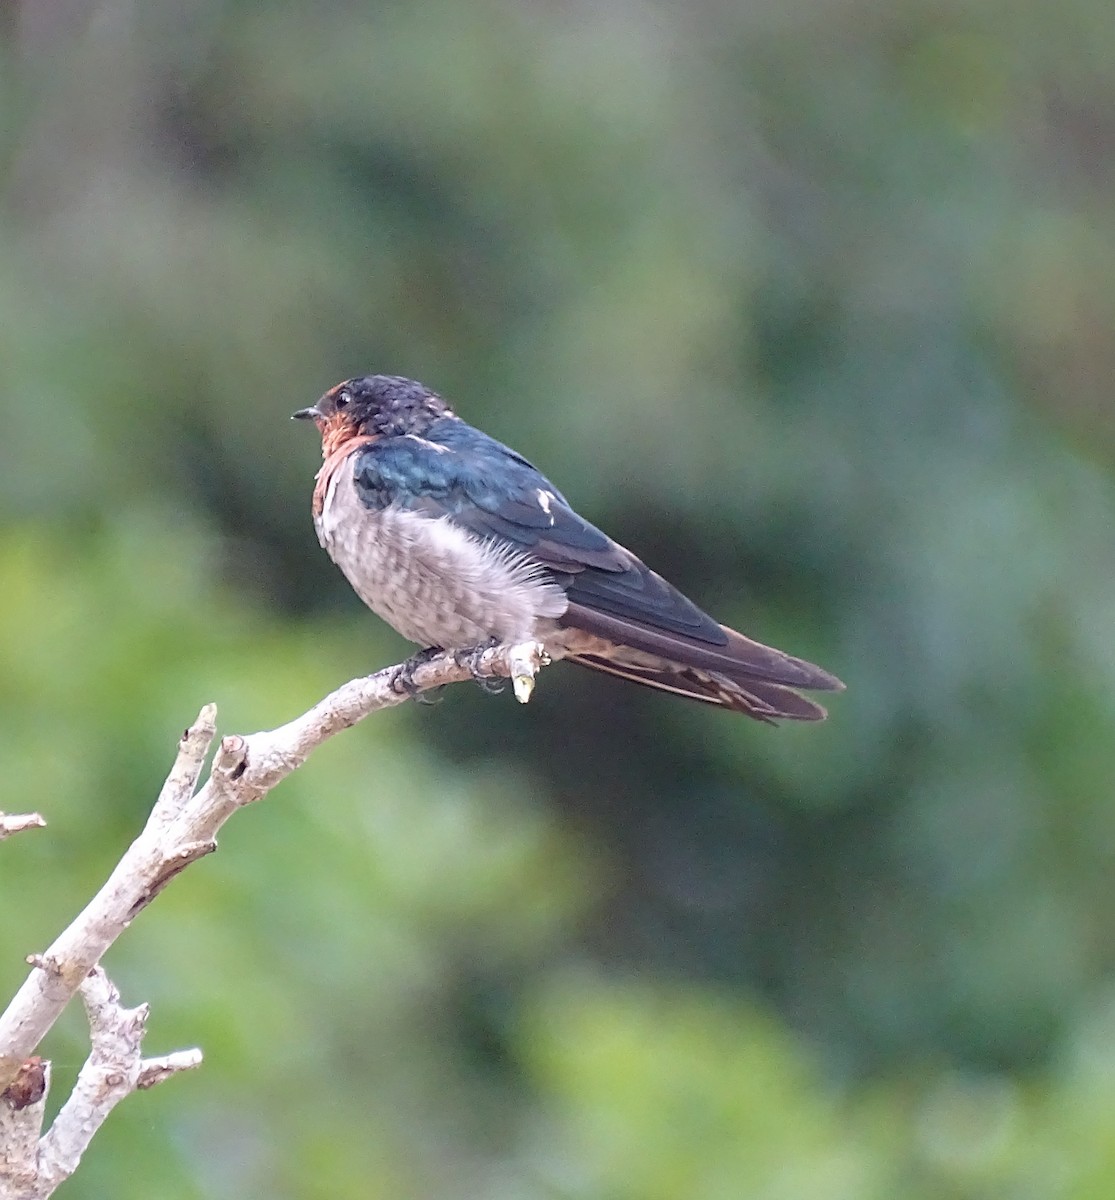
[350,422,842,695]
[350,421,627,572]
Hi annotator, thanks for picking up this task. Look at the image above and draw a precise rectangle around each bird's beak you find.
[292,406,322,421]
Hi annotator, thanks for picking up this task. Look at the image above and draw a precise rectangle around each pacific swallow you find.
[294,375,843,721]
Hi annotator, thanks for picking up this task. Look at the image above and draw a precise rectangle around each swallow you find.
[294,375,843,721]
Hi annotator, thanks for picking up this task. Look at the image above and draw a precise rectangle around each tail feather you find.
[562,601,843,697]
[567,654,828,721]
[717,623,843,691]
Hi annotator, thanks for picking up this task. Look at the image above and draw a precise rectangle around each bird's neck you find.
[313,434,377,517]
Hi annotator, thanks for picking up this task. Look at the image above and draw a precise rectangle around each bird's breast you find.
[314,453,567,649]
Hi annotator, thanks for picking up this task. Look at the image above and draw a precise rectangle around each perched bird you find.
[294,375,843,721]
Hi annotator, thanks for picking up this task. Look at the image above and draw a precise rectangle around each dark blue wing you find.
[349,418,729,645]
[351,418,843,695]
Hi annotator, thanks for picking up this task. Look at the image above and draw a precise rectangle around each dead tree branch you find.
[0,641,547,1195]
[0,815,45,842]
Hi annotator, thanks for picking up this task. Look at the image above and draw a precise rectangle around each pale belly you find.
[315,457,568,649]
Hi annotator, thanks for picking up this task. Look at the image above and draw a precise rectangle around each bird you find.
[293,374,843,721]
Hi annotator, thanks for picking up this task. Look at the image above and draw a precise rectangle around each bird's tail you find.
[566,652,827,721]
[561,602,843,722]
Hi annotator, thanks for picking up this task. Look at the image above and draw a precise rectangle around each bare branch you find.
[0,641,547,1093]
[148,703,217,832]
[136,1049,203,1091]
[0,815,46,842]
[0,1058,49,1198]
[32,968,201,1197]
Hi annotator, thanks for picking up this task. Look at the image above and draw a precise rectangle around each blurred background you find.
[3,0,1115,1196]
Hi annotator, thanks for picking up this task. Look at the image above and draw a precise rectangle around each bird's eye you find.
[335,391,351,410]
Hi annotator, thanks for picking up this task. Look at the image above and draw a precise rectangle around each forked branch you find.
[0,641,548,1197]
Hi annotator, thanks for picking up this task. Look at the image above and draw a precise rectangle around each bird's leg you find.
[390,646,446,704]
[453,638,504,694]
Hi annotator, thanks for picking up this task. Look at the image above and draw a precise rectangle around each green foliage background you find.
[3,1,1115,1196]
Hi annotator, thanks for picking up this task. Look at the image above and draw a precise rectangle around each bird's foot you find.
[390,647,445,703]
[453,639,503,694]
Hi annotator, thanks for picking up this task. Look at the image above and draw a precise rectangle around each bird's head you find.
[293,375,453,456]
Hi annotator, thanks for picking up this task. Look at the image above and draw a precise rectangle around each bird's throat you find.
[312,434,377,518]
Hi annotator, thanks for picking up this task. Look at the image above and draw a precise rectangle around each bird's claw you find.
[390,647,444,702]
[453,640,502,693]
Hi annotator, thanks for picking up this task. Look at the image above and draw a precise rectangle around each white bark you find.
[0,1060,48,1198]
[0,816,45,842]
[0,967,202,1200]
[35,969,201,1199]
[0,641,546,1197]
